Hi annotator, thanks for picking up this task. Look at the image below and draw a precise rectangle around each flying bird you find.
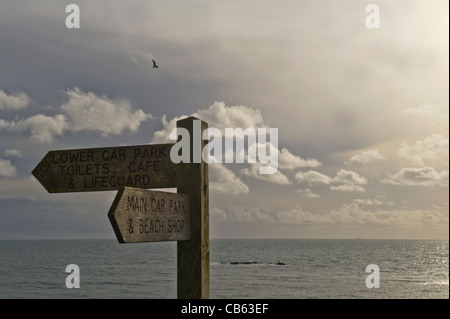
[152,59,158,69]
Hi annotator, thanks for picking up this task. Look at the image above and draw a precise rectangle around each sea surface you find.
[0,239,448,299]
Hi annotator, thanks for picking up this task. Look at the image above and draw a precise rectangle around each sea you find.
[0,239,448,299]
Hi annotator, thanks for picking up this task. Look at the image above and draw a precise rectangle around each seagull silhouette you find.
[152,59,158,69]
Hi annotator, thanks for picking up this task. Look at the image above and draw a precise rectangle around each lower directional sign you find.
[108,187,191,243]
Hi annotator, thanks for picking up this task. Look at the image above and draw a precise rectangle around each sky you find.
[0,0,448,239]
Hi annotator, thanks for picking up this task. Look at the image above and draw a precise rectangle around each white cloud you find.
[295,170,331,185]
[398,134,449,167]
[151,101,266,144]
[278,148,321,169]
[152,102,312,180]
[296,169,368,192]
[4,149,23,158]
[330,184,366,192]
[210,163,249,195]
[331,169,368,185]
[61,87,152,136]
[0,158,17,177]
[240,164,291,185]
[194,101,266,130]
[0,88,152,143]
[0,114,66,143]
[345,149,384,165]
[151,114,184,144]
[295,188,320,198]
[0,90,30,110]
[353,198,385,206]
[381,167,449,187]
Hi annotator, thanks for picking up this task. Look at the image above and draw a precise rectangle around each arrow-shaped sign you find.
[32,144,176,193]
[108,187,191,243]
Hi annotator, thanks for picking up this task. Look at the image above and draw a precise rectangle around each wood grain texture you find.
[176,117,210,299]
[108,187,191,243]
[32,144,176,193]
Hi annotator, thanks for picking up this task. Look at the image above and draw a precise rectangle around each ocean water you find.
[0,239,448,299]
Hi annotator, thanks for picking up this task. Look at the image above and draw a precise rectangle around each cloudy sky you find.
[0,0,448,239]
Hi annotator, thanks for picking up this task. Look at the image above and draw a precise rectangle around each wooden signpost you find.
[32,143,176,193]
[108,187,191,243]
[176,117,209,299]
[32,117,209,299]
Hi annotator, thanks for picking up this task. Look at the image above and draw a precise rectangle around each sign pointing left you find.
[108,187,191,243]
[32,144,176,193]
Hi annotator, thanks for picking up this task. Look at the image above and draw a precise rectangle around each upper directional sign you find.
[32,144,176,193]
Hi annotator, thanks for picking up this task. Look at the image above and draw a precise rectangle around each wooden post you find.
[176,117,209,299]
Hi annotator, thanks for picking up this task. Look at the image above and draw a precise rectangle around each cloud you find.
[151,101,266,144]
[0,90,30,110]
[278,148,321,169]
[345,149,384,165]
[275,207,331,224]
[398,134,449,167]
[0,158,17,177]
[240,164,291,185]
[381,167,449,187]
[61,87,153,136]
[0,88,152,143]
[275,203,448,229]
[210,163,249,195]
[330,184,366,192]
[352,198,385,206]
[404,104,449,118]
[295,188,320,198]
[194,101,266,130]
[213,201,448,231]
[115,38,155,66]
[211,206,271,223]
[328,204,448,229]
[0,114,66,143]
[4,149,23,158]
[152,101,309,179]
[151,114,183,144]
[331,169,368,186]
[295,170,331,185]
[296,169,368,192]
